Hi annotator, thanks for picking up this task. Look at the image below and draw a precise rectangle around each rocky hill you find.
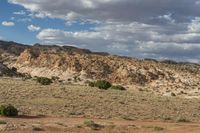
[0,40,200,96]
[0,62,21,77]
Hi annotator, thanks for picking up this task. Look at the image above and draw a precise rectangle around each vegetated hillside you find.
[12,43,200,95]
[0,40,200,95]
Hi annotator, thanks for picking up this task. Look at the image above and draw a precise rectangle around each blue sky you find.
[1,0,200,63]
[0,0,96,44]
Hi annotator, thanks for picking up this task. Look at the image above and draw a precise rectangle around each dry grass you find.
[0,78,200,122]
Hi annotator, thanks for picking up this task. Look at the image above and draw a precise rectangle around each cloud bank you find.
[8,0,200,63]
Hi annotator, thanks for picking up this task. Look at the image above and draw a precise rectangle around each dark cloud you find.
[8,0,200,23]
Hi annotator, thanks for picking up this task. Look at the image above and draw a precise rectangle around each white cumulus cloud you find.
[8,0,200,63]
[13,10,26,15]
[27,25,41,32]
[2,21,15,26]
[188,17,200,33]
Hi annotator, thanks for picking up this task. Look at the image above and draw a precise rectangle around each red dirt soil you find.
[1,116,200,133]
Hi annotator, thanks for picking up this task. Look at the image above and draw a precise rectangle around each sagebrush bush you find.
[11,67,17,72]
[24,74,32,80]
[0,105,18,117]
[95,80,112,90]
[177,118,190,123]
[36,77,53,85]
[84,120,104,130]
[171,92,176,96]
[51,76,60,81]
[88,81,95,87]
[111,85,126,91]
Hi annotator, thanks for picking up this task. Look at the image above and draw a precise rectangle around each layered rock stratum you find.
[0,40,200,96]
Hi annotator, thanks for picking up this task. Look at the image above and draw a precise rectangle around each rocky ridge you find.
[0,63,21,77]
[0,40,200,96]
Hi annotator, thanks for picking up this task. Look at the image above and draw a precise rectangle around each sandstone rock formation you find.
[14,44,200,87]
[0,40,200,96]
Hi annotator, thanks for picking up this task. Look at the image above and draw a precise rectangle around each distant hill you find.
[0,40,30,55]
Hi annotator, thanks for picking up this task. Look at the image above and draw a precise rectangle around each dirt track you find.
[1,116,200,133]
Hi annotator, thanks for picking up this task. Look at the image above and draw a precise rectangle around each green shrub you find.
[177,118,190,123]
[36,77,52,85]
[111,85,126,91]
[32,127,44,131]
[0,105,18,117]
[84,120,104,130]
[67,78,72,81]
[95,80,112,90]
[154,126,164,131]
[0,120,7,124]
[23,74,32,80]
[73,76,81,82]
[85,80,94,87]
[142,125,164,131]
[163,117,171,121]
[88,81,95,87]
[171,92,176,96]
[11,67,17,72]
[32,76,38,81]
[51,76,60,81]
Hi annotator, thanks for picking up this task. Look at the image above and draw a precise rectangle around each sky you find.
[1,0,200,63]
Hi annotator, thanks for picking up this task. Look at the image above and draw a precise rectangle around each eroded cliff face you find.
[0,40,198,96]
[14,47,200,92]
